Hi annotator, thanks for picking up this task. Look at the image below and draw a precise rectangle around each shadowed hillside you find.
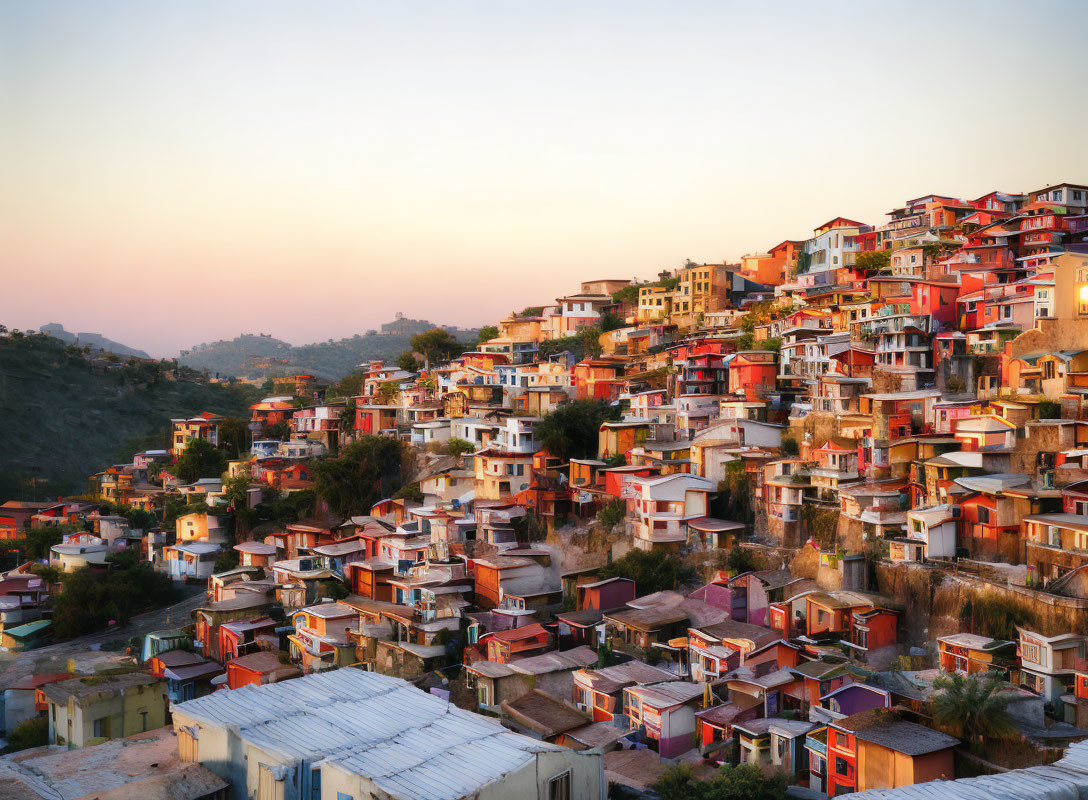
[0,333,259,497]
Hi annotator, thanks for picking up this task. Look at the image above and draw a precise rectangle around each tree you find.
[327,372,365,399]
[578,325,604,358]
[311,436,415,517]
[477,325,499,344]
[396,351,421,373]
[4,716,49,752]
[263,420,290,441]
[599,312,626,333]
[535,400,621,461]
[218,416,249,459]
[52,556,179,639]
[174,438,228,484]
[595,549,695,596]
[780,435,799,457]
[445,437,476,460]
[653,762,787,800]
[855,249,891,274]
[409,328,465,369]
[604,453,627,467]
[931,673,1014,750]
[596,499,625,530]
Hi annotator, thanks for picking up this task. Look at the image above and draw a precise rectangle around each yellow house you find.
[599,419,651,460]
[42,673,168,747]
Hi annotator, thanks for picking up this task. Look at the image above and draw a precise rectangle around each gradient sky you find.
[3,1,1087,357]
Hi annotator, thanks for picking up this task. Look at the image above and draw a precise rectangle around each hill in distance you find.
[179,318,480,381]
[0,333,259,498]
[38,323,150,359]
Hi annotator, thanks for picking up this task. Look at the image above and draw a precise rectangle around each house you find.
[482,622,552,664]
[2,671,72,735]
[502,688,593,743]
[1016,628,1085,705]
[937,633,1015,676]
[687,618,782,682]
[465,646,598,713]
[622,680,705,758]
[577,577,637,612]
[225,650,302,689]
[41,673,168,748]
[572,660,675,723]
[734,717,816,780]
[171,668,604,800]
[148,650,223,703]
[233,540,279,568]
[170,412,222,459]
[623,473,715,551]
[164,541,221,582]
[288,601,357,673]
[817,710,958,796]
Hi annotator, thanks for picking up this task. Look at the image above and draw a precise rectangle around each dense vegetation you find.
[51,549,181,639]
[652,763,787,800]
[535,400,621,461]
[595,549,695,595]
[0,334,259,497]
[311,435,417,517]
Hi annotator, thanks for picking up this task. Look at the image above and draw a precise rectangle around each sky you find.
[2,1,1087,357]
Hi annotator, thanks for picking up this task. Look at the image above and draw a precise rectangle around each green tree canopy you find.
[855,249,891,274]
[653,763,787,800]
[173,438,228,484]
[311,436,415,517]
[52,555,179,639]
[477,325,499,344]
[396,351,421,373]
[931,672,1014,749]
[534,400,621,461]
[217,416,250,459]
[409,328,465,369]
[595,549,695,596]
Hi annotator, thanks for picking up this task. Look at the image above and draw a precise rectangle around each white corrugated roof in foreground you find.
[846,739,1088,799]
[172,668,563,800]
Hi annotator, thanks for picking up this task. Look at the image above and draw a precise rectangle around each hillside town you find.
[6,181,1088,799]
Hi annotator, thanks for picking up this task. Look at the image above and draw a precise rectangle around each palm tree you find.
[931,672,1014,750]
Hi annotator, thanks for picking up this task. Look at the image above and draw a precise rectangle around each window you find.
[835,756,850,775]
[548,771,571,800]
[93,717,112,739]
[976,506,991,525]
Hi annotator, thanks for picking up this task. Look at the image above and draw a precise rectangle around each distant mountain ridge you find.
[179,322,480,380]
[38,323,150,359]
[179,320,480,381]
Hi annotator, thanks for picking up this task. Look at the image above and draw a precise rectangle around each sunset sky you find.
[3,1,1087,356]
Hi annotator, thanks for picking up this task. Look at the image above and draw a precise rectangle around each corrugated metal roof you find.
[172,668,566,800]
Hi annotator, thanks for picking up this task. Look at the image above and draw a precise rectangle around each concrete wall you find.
[321,745,603,800]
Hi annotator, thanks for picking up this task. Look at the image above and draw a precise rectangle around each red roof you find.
[488,623,548,643]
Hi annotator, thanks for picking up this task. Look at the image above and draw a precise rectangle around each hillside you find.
[37,323,150,359]
[0,334,260,497]
[179,327,480,381]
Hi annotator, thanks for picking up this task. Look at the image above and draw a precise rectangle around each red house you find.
[727,351,778,401]
[225,650,301,689]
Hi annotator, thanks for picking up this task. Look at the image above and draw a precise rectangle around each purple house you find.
[813,682,891,723]
[726,569,800,627]
[577,577,636,611]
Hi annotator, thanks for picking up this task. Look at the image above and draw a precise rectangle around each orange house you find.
[727,351,778,401]
[823,711,957,796]
[484,623,551,663]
